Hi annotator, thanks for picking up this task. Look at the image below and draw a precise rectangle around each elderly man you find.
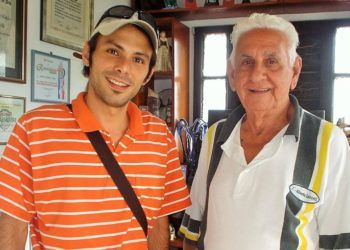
[179,13,350,250]
[0,5,190,250]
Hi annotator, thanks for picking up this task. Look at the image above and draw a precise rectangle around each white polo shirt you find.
[180,99,350,250]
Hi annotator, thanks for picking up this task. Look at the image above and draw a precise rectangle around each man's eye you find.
[242,59,253,66]
[134,57,144,64]
[107,49,118,55]
[266,58,278,65]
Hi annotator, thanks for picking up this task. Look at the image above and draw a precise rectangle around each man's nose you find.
[114,57,131,74]
[249,62,266,83]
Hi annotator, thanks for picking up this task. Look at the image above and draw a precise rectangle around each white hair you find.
[230,13,299,65]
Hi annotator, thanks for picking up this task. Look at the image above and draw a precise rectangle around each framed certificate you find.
[0,95,26,145]
[0,0,27,83]
[31,50,70,104]
[41,0,94,51]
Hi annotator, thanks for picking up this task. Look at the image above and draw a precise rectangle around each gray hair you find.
[230,13,299,65]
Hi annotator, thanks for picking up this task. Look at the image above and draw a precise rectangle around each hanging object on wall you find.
[184,0,197,9]
[134,0,165,10]
[242,0,251,3]
[204,0,219,6]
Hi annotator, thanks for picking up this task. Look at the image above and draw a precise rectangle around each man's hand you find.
[0,213,28,249]
[148,216,169,250]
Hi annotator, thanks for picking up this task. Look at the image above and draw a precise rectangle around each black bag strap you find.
[66,104,148,236]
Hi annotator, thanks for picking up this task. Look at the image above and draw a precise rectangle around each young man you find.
[0,5,190,249]
[180,13,350,250]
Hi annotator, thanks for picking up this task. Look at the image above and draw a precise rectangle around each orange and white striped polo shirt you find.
[0,92,191,249]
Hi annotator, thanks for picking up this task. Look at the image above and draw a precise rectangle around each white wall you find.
[0,0,130,155]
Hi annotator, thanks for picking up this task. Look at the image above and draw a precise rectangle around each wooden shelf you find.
[147,1,350,21]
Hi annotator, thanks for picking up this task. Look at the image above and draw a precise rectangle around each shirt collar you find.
[216,94,302,145]
[71,92,145,135]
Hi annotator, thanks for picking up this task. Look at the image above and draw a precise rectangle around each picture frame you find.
[31,50,70,104]
[0,0,27,83]
[41,0,94,51]
[0,95,26,145]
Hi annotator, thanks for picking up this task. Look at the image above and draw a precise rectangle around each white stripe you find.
[32,150,97,158]
[17,135,30,150]
[167,157,178,165]
[120,151,166,157]
[23,116,75,125]
[20,169,33,180]
[29,139,90,146]
[144,131,167,136]
[0,168,20,180]
[166,168,179,175]
[37,208,130,216]
[119,141,127,148]
[133,185,164,190]
[165,176,184,186]
[0,181,22,195]
[0,195,27,211]
[133,140,167,146]
[34,186,117,194]
[142,205,161,211]
[141,195,164,200]
[124,134,136,142]
[16,121,26,132]
[35,229,129,241]
[45,218,132,228]
[164,185,187,196]
[167,137,172,143]
[28,127,81,134]
[6,143,19,152]
[119,162,166,168]
[0,209,29,223]
[33,162,102,170]
[21,184,33,194]
[168,146,177,153]
[162,195,190,208]
[29,108,65,113]
[35,197,124,204]
[126,174,165,179]
[142,121,165,126]
[2,155,19,166]
[19,154,31,165]
[33,173,165,182]
[34,174,109,182]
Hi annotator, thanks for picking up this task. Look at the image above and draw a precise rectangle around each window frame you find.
[193,25,236,120]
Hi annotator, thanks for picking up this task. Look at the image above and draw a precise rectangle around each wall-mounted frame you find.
[41,0,94,51]
[0,0,27,83]
[31,50,70,103]
[0,95,26,145]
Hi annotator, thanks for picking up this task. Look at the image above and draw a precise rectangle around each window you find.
[333,26,350,124]
[193,26,234,122]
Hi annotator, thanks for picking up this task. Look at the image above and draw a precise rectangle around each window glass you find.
[333,77,350,124]
[203,33,227,77]
[334,27,350,74]
[202,79,226,122]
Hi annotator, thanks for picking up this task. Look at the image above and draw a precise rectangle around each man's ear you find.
[143,67,155,86]
[82,42,90,66]
[227,60,236,92]
[290,55,302,91]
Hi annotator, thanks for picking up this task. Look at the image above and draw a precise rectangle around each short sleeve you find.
[0,119,35,222]
[318,127,350,249]
[157,129,191,217]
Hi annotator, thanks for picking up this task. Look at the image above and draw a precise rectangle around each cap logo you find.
[289,184,319,204]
